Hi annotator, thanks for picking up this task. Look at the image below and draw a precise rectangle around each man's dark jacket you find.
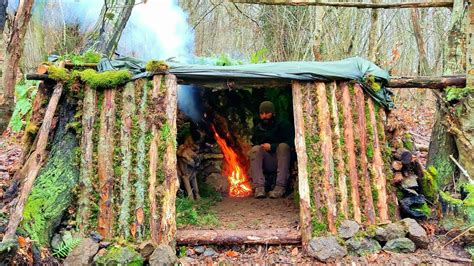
[251,117,294,153]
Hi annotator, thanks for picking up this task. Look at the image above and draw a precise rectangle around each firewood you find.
[36,64,49,75]
[392,160,403,171]
[393,172,404,185]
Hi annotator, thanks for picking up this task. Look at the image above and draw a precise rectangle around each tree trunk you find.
[0,0,34,133]
[81,0,135,57]
[367,0,379,62]
[411,8,430,75]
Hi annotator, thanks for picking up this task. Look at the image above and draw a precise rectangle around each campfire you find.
[211,124,252,197]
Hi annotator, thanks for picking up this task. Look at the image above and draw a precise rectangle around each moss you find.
[402,133,414,151]
[94,246,144,265]
[440,191,463,205]
[312,220,328,237]
[445,86,474,102]
[48,66,70,82]
[411,203,431,217]
[364,75,382,92]
[78,69,131,89]
[145,60,169,72]
[420,166,439,203]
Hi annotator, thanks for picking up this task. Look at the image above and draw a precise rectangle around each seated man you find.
[249,101,294,198]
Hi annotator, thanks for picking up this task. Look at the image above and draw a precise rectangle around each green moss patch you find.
[145,60,169,72]
[445,86,474,102]
[420,166,439,203]
[78,69,131,89]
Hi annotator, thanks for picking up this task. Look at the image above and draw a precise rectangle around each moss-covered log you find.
[21,97,79,245]
[97,88,116,239]
[291,81,313,249]
[77,85,97,233]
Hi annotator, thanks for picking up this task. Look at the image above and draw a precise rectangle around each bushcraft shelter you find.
[18,56,396,248]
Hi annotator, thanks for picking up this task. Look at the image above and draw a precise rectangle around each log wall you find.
[292,81,394,243]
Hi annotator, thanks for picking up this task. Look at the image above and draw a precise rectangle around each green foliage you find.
[420,166,439,203]
[445,87,474,102]
[411,203,431,217]
[311,220,328,237]
[364,75,381,92]
[9,80,38,132]
[52,237,82,258]
[214,54,243,66]
[176,183,221,227]
[59,50,102,65]
[48,66,71,81]
[145,60,169,72]
[439,191,463,205]
[78,69,131,89]
[94,246,144,265]
[249,48,268,64]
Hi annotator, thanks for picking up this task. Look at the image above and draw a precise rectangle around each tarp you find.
[96,56,393,109]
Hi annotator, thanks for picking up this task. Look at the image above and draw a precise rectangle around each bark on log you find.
[315,82,337,233]
[97,89,116,239]
[118,82,136,239]
[149,75,162,244]
[230,0,454,9]
[36,64,49,75]
[354,84,376,225]
[2,82,63,242]
[77,85,97,234]
[157,74,179,246]
[341,82,362,223]
[387,76,466,88]
[291,81,313,249]
[367,98,389,222]
[330,82,349,219]
[176,228,301,245]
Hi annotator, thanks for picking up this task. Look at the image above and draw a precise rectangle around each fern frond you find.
[52,237,82,258]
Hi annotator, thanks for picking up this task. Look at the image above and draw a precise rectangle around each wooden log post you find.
[77,85,97,233]
[149,75,163,244]
[118,82,136,239]
[354,84,376,225]
[341,83,362,223]
[157,74,179,246]
[367,98,389,222]
[2,82,63,242]
[315,82,337,233]
[292,81,313,249]
[97,89,116,239]
[176,229,301,245]
[468,2,474,87]
[330,82,349,219]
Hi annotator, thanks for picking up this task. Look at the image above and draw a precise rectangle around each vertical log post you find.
[292,81,313,249]
[315,82,337,233]
[467,2,473,86]
[157,74,179,246]
[2,82,63,242]
[77,85,97,233]
[97,89,116,239]
[341,83,362,223]
[330,82,349,219]
[354,84,376,224]
[367,98,389,222]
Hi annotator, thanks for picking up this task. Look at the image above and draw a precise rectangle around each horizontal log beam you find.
[176,228,301,245]
[387,75,466,88]
[230,0,454,9]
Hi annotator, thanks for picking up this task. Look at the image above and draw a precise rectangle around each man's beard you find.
[261,117,275,127]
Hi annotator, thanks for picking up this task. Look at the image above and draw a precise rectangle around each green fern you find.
[52,237,82,258]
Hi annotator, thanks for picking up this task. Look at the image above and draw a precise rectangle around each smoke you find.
[117,0,194,61]
[178,85,203,123]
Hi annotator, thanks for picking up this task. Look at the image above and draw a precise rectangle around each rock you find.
[205,173,228,193]
[401,174,418,190]
[194,246,205,254]
[400,195,429,219]
[50,234,62,250]
[307,236,347,262]
[383,237,416,253]
[401,218,429,249]
[338,220,360,239]
[179,256,198,264]
[63,238,99,266]
[138,240,155,260]
[149,244,177,265]
[375,223,406,242]
[94,246,144,265]
[203,247,218,257]
[346,237,381,256]
[89,231,102,242]
[99,241,112,248]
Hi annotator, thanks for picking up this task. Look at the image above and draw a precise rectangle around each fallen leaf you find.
[225,250,239,257]
[291,247,298,256]
[17,236,27,248]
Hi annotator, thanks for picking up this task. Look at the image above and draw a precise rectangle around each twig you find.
[430,253,472,263]
[449,155,473,183]
[441,225,473,249]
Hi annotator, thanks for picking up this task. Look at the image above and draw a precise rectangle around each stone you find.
[383,237,416,253]
[338,220,360,239]
[138,241,155,260]
[401,174,419,190]
[149,244,177,265]
[50,233,62,251]
[205,173,228,193]
[375,223,406,242]
[307,236,348,262]
[94,246,144,265]
[194,246,205,254]
[89,231,102,242]
[63,238,99,266]
[346,237,381,256]
[203,247,218,257]
[401,218,429,249]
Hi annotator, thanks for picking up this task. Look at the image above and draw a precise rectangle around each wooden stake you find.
[157,74,179,246]
[354,84,376,225]
[97,88,116,239]
[292,81,313,249]
[367,98,389,222]
[341,82,362,223]
[315,82,337,233]
[77,85,97,234]
[2,82,63,242]
[330,82,348,219]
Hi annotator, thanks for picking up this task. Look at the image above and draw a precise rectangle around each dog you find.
[177,135,201,200]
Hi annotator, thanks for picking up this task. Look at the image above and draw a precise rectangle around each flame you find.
[211,125,252,197]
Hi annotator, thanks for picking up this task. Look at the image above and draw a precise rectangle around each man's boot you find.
[268,186,285,198]
[254,187,266,198]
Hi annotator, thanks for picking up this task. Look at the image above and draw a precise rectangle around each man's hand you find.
[261,143,271,151]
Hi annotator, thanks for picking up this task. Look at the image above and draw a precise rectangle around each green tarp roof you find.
[96,56,393,109]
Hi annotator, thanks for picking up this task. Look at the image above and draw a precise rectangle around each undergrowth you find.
[176,182,221,227]
[9,79,39,132]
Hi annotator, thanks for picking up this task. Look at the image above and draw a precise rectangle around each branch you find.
[387,75,466,88]
[228,0,454,9]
